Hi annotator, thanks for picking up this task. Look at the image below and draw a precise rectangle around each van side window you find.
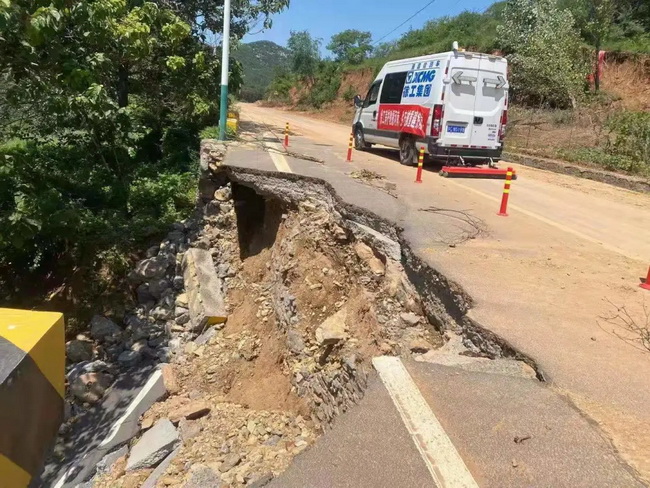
[364,81,382,108]
[380,72,408,104]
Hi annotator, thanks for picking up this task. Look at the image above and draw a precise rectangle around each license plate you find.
[447,125,465,134]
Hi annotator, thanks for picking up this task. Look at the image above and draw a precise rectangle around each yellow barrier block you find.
[0,308,65,486]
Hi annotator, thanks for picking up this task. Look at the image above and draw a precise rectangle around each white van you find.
[352,45,509,166]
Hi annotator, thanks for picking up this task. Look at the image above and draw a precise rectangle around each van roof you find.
[383,51,506,68]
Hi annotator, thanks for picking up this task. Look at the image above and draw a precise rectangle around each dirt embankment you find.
[263,67,376,125]
[90,148,446,487]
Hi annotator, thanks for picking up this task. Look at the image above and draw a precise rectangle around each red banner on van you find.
[377,104,431,138]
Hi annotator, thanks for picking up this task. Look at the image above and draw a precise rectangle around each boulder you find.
[117,350,142,368]
[89,316,121,342]
[133,255,171,282]
[149,279,171,299]
[126,419,180,471]
[315,308,348,346]
[219,453,241,473]
[213,186,231,202]
[66,339,93,363]
[409,338,433,354]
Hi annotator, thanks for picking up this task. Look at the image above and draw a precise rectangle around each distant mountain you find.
[234,41,291,102]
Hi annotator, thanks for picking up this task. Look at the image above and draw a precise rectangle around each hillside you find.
[234,41,291,102]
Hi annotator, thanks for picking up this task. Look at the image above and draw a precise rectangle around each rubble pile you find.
[58,141,444,487]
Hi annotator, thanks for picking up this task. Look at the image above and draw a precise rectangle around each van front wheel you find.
[354,128,371,150]
[399,136,418,166]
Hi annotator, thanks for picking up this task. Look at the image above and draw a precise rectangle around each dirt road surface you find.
[238,102,650,483]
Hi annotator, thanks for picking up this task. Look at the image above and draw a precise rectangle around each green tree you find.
[287,30,321,78]
[498,0,589,108]
[327,29,373,64]
[0,0,286,293]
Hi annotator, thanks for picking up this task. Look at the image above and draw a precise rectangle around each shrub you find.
[342,85,357,102]
[606,111,650,166]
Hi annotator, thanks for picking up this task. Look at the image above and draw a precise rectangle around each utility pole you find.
[218,0,231,141]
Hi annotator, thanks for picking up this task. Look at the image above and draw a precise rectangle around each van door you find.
[359,80,382,143]
[440,55,481,148]
[441,54,507,150]
[472,57,508,149]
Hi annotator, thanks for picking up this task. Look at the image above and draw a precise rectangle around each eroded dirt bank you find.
[66,142,540,487]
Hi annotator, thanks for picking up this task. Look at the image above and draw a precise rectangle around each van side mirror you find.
[353,95,363,108]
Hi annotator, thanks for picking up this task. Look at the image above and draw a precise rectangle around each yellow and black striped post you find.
[283,122,290,147]
[415,147,425,183]
[347,133,354,162]
[0,309,64,487]
[498,167,514,216]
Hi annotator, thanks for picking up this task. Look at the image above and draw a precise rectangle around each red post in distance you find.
[415,147,425,183]
[498,167,514,216]
[641,266,650,290]
[347,133,354,162]
[284,122,289,147]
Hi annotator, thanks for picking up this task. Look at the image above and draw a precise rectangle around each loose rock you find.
[287,330,305,355]
[184,464,222,488]
[70,372,113,404]
[219,453,241,473]
[169,400,211,424]
[66,339,93,363]
[354,242,385,276]
[89,316,121,343]
[315,308,348,345]
[160,364,180,395]
[400,312,421,327]
[117,350,142,368]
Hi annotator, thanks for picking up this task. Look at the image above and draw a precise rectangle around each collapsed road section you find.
[43,141,540,488]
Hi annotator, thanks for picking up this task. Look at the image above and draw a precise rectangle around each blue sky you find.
[242,0,496,54]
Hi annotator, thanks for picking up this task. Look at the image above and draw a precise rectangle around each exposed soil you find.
[94,175,445,487]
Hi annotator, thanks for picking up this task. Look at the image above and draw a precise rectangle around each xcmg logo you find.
[406,69,437,84]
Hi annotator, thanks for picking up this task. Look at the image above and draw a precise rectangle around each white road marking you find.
[52,368,165,487]
[373,356,479,488]
[99,369,163,448]
[268,147,293,173]
[261,131,292,173]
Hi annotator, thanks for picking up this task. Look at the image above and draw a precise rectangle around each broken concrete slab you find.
[96,445,128,475]
[347,220,401,262]
[126,418,179,471]
[182,248,228,331]
[316,308,348,345]
[98,368,167,453]
[141,447,181,488]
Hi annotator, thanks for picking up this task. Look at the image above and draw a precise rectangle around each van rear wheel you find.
[399,136,418,166]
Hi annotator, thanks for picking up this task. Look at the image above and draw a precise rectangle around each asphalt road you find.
[233,103,650,484]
